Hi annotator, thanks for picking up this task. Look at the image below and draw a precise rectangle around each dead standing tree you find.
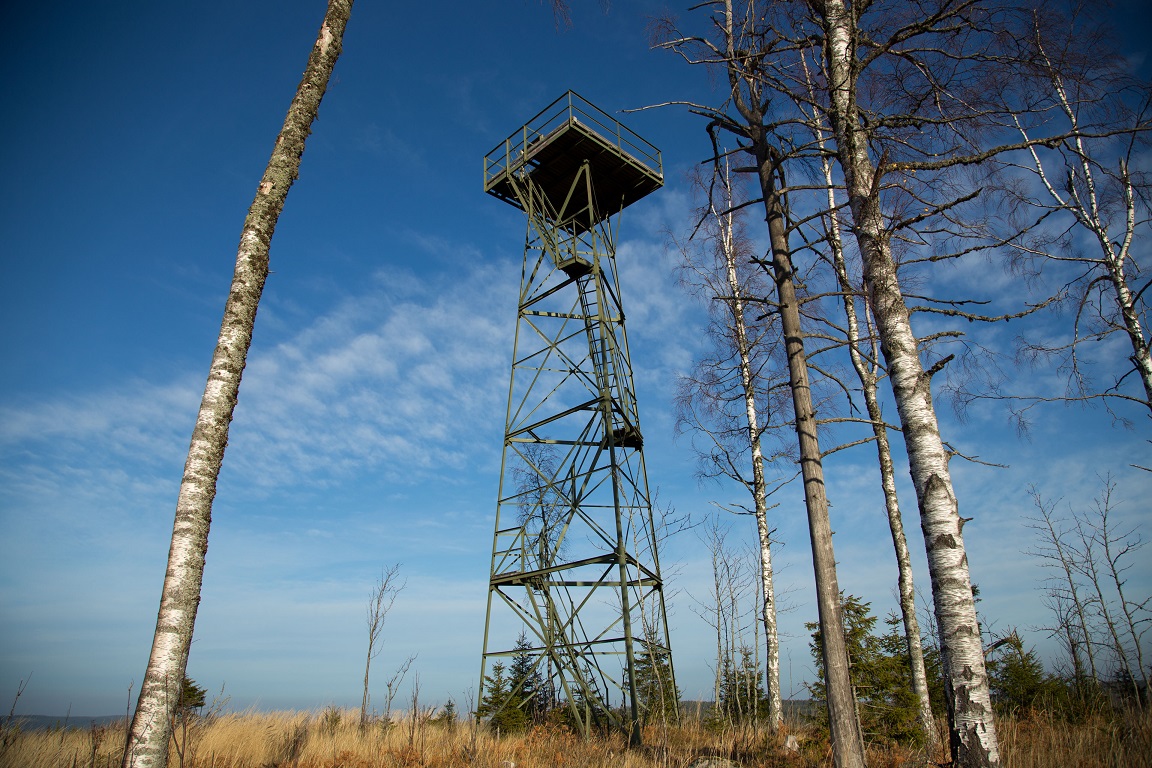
[656,2,868,763]
[123,3,354,766]
[1028,477,1150,706]
[362,565,406,730]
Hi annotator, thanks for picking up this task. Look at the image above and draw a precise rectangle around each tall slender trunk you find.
[122,4,353,766]
[706,4,862,760]
[818,145,938,751]
[751,131,865,768]
[713,164,784,732]
[1037,51,1152,410]
[812,1,1000,764]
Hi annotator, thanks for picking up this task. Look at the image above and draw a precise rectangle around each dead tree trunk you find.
[122,3,353,766]
[751,132,864,768]
[812,121,938,749]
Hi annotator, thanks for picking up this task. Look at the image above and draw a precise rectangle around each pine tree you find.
[477,662,528,734]
[808,596,942,748]
[631,632,680,725]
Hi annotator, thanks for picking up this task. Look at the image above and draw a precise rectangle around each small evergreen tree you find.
[478,662,528,734]
[631,631,680,725]
[808,596,940,748]
[557,664,611,735]
[178,677,207,718]
[716,646,770,725]
[508,631,547,724]
[988,634,1068,715]
[433,699,458,731]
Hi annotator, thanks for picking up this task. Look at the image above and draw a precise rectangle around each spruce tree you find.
[508,631,545,724]
[808,596,942,748]
[478,662,528,734]
[631,633,680,725]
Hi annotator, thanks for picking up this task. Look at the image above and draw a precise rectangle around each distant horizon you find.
[9,698,823,727]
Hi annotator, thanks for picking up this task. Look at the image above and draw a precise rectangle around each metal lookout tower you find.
[479,92,675,742]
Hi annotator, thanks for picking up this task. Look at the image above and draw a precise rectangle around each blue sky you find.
[1,1,1150,717]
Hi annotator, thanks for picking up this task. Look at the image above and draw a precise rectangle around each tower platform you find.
[483,91,663,232]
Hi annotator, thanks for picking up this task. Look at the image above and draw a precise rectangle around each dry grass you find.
[1,706,1149,768]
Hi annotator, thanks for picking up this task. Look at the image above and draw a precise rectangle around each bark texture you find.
[123,3,353,766]
[717,185,784,731]
[810,0,999,764]
[754,141,864,768]
[819,144,938,750]
[711,2,864,761]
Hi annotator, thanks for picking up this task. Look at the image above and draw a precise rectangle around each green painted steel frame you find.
[479,95,675,744]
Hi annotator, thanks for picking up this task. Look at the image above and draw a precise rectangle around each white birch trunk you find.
[812,0,1000,764]
[122,4,353,766]
[816,142,938,750]
[713,164,784,732]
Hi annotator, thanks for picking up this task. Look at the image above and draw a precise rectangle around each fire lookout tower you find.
[479,92,676,742]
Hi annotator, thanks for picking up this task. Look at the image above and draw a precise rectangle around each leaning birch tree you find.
[123,3,354,766]
[1003,16,1151,418]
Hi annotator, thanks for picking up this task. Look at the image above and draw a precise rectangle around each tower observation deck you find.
[479,92,676,743]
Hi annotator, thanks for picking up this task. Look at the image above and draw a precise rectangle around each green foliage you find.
[477,662,528,734]
[432,699,458,731]
[807,596,938,748]
[508,632,549,725]
[630,631,680,726]
[478,632,548,736]
[988,634,1069,715]
[711,646,770,728]
[178,677,207,717]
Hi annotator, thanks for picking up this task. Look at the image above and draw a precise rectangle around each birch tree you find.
[123,3,354,766]
[804,3,1003,762]
[657,3,868,762]
[1000,13,1152,419]
[675,160,788,731]
[813,119,939,748]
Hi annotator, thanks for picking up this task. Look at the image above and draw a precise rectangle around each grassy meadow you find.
[2,704,1150,768]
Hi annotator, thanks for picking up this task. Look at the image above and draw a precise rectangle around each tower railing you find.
[484,91,662,188]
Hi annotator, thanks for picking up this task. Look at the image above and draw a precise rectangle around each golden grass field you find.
[2,705,1150,768]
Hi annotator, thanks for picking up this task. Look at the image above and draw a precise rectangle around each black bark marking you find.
[932,532,958,550]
